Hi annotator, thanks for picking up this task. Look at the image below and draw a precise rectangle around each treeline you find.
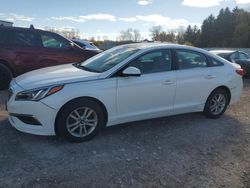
[151,7,250,48]
[199,7,250,47]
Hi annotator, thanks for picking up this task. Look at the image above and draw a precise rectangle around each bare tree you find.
[176,26,186,44]
[150,26,163,41]
[119,28,141,42]
[44,27,80,39]
[133,29,141,42]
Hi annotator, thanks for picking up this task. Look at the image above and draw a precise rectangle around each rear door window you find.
[176,50,208,70]
[12,31,38,47]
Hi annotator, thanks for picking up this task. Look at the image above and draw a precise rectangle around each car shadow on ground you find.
[0,112,248,187]
[0,111,245,148]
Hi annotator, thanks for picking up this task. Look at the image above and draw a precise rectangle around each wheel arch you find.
[0,59,15,76]
[55,96,108,134]
[208,85,231,105]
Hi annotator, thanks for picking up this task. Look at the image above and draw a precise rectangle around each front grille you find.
[8,87,13,101]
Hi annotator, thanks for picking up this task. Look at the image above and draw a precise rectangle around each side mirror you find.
[122,67,141,77]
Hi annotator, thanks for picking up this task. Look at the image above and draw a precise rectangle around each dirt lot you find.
[0,81,250,188]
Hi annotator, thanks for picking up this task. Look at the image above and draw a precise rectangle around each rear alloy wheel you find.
[0,64,12,90]
[204,88,229,119]
[56,98,106,142]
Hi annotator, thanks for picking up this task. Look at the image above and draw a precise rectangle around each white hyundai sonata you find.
[7,43,243,142]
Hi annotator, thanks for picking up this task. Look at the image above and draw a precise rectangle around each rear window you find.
[12,31,38,47]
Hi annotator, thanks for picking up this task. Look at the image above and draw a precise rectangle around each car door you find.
[37,32,87,68]
[9,30,41,75]
[174,49,219,114]
[116,49,177,123]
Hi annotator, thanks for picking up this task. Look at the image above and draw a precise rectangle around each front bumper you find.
[7,97,58,136]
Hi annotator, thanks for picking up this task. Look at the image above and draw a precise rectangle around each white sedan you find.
[7,43,243,142]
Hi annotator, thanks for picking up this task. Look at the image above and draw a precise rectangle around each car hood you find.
[15,64,101,90]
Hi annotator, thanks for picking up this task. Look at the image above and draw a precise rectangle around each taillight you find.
[235,69,245,76]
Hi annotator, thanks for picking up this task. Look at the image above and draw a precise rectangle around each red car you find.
[0,26,99,89]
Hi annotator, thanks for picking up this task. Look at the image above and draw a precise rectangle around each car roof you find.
[121,43,181,48]
[119,43,197,50]
[0,25,44,32]
[117,43,212,54]
[210,50,236,54]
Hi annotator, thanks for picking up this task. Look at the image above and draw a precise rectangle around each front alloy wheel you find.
[56,98,106,142]
[66,107,98,138]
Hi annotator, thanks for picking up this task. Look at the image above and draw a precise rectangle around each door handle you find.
[162,80,175,85]
[205,75,216,79]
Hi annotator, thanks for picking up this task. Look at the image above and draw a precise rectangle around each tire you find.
[203,88,230,119]
[55,98,106,142]
[244,70,250,79]
[0,64,12,90]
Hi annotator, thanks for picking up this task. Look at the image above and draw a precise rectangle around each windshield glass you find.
[80,46,140,73]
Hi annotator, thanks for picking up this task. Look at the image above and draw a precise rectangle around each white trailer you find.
[0,20,13,27]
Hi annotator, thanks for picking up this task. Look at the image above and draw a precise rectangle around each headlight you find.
[15,85,64,101]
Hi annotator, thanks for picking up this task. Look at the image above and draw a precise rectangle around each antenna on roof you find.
[30,24,34,29]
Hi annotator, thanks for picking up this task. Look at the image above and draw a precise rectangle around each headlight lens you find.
[15,85,64,101]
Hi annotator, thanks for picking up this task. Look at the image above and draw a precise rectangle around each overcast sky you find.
[1,0,250,40]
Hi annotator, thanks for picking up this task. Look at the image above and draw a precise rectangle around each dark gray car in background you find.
[210,50,250,78]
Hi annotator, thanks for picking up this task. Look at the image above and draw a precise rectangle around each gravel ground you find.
[0,81,250,188]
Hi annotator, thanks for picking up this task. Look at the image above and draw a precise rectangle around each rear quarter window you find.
[40,32,70,49]
[209,57,224,67]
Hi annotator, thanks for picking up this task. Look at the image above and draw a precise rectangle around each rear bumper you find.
[230,79,243,105]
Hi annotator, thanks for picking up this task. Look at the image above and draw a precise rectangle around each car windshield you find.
[89,42,98,49]
[79,46,140,73]
[74,41,85,48]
